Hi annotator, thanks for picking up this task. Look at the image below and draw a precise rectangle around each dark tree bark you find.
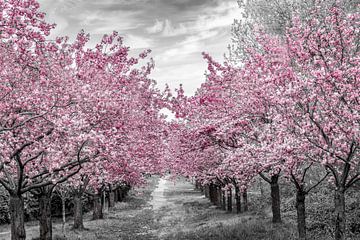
[330,159,356,240]
[209,184,216,204]
[290,166,330,240]
[117,188,123,202]
[72,176,90,230]
[221,190,226,210]
[260,172,281,223]
[270,175,281,223]
[93,192,103,220]
[296,190,306,240]
[101,190,105,209]
[235,185,242,214]
[227,189,232,212]
[9,194,26,240]
[212,185,217,204]
[108,191,115,209]
[38,187,53,240]
[334,187,346,240]
[216,187,222,208]
[242,190,248,212]
[204,185,210,199]
[114,189,119,202]
[73,195,84,229]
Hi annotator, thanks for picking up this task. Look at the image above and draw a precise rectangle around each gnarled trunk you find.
[73,195,84,230]
[10,194,26,240]
[114,189,119,202]
[209,184,217,204]
[334,188,346,240]
[296,190,306,240]
[217,187,222,207]
[121,187,127,199]
[235,186,242,214]
[270,175,281,223]
[221,190,226,210]
[93,193,103,220]
[108,191,115,209]
[227,189,232,212]
[39,193,52,240]
[242,190,248,212]
[204,185,209,199]
[116,188,122,202]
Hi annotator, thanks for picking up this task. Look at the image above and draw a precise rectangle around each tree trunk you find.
[9,194,26,240]
[242,190,248,212]
[270,175,281,223]
[334,188,346,240]
[121,187,126,199]
[109,191,115,209]
[209,184,215,204]
[221,190,226,210]
[39,193,52,240]
[61,196,66,234]
[101,191,105,208]
[216,187,222,207]
[195,180,201,190]
[93,193,103,220]
[114,189,119,202]
[204,185,209,199]
[227,189,232,212]
[259,178,265,205]
[118,189,123,202]
[296,190,306,240]
[235,186,242,214]
[102,191,108,213]
[73,195,84,230]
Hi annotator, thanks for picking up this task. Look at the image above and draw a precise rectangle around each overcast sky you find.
[38,0,241,95]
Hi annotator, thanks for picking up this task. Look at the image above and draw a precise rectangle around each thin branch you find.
[259,172,271,183]
[23,151,44,167]
[301,162,313,183]
[346,174,360,189]
[305,171,330,194]
[325,164,339,186]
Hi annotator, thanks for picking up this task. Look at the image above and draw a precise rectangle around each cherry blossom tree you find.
[0,1,167,239]
[281,5,360,240]
[168,2,358,240]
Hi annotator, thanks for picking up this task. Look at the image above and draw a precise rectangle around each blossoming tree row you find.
[167,2,359,240]
[0,1,167,240]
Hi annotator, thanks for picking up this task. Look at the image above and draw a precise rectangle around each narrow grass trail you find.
[149,176,249,240]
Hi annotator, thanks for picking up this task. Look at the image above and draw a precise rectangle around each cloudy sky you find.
[38,0,242,95]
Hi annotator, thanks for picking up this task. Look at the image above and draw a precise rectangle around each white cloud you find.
[181,30,220,45]
[146,19,165,34]
[124,34,153,49]
[160,43,201,61]
[79,10,143,34]
[162,19,188,36]
[155,1,240,37]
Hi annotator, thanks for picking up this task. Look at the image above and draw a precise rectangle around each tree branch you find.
[259,172,271,183]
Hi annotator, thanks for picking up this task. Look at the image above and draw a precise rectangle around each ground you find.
[0,176,296,240]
